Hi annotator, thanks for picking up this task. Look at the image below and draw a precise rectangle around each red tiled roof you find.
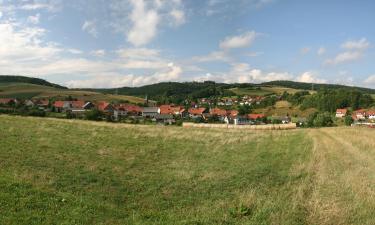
[354,109,366,115]
[159,105,173,114]
[37,100,49,106]
[0,98,15,104]
[210,108,227,116]
[53,101,65,108]
[71,101,85,108]
[97,101,111,111]
[248,113,266,120]
[117,104,142,113]
[228,110,238,118]
[366,110,375,116]
[336,108,347,114]
[188,108,206,115]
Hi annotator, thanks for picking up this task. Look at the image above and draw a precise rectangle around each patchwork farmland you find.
[0,115,374,224]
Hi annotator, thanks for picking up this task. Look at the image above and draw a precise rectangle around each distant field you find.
[253,100,317,117]
[0,83,145,103]
[230,85,315,96]
[0,115,374,224]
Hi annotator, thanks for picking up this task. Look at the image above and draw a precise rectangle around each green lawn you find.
[0,115,374,224]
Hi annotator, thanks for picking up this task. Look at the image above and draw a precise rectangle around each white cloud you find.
[324,51,362,65]
[127,0,160,46]
[341,38,370,51]
[295,72,326,83]
[67,48,83,54]
[0,22,61,61]
[27,13,40,24]
[364,75,375,86]
[229,63,293,83]
[170,9,185,26]
[82,20,98,38]
[91,49,106,57]
[317,47,326,56]
[19,0,62,12]
[0,11,3,19]
[220,31,258,50]
[65,63,183,88]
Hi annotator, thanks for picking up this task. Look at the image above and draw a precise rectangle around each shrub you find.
[85,109,103,121]
[344,115,354,126]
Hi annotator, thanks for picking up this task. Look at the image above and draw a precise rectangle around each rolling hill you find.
[0,76,145,104]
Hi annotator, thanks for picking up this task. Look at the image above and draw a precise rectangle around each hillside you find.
[262,80,375,94]
[85,80,375,104]
[0,82,145,104]
[1,115,374,224]
[0,75,67,89]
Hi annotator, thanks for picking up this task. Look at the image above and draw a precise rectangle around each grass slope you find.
[0,83,145,103]
[0,116,374,224]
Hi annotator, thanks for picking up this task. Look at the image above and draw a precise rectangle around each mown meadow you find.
[0,115,374,224]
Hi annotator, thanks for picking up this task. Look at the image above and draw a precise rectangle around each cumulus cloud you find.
[324,38,370,66]
[127,0,160,46]
[295,72,326,83]
[226,63,293,83]
[324,51,362,65]
[220,31,258,50]
[82,20,98,38]
[364,75,375,86]
[65,63,183,88]
[341,38,370,51]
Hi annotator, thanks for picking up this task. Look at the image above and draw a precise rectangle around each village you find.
[1,96,375,127]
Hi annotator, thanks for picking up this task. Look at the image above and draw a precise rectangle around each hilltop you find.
[0,75,67,89]
[0,76,145,104]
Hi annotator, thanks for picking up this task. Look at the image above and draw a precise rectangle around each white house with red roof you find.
[335,108,348,118]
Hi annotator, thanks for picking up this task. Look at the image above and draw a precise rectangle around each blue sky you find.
[0,0,374,88]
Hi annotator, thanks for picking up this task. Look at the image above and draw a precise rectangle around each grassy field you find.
[0,83,145,103]
[253,100,317,117]
[0,115,374,224]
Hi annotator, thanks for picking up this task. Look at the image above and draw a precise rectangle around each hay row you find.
[182,122,297,130]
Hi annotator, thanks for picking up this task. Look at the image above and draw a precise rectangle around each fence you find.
[182,123,297,130]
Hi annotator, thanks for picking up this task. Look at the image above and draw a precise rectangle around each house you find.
[336,108,348,118]
[352,109,366,120]
[53,101,69,112]
[210,108,228,120]
[159,105,187,117]
[142,107,159,118]
[70,101,91,115]
[97,102,115,114]
[114,104,129,117]
[83,102,95,110]
[188,107,208,118]
[124,104,142,116]
[24,100,35,107]
[367,110,375,120]
[248,113,266,121]
[154,114,175,125]
[234,115,252,125]
[0,98,17,105]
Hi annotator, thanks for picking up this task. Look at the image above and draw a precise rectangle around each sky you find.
[0,0,374,88]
